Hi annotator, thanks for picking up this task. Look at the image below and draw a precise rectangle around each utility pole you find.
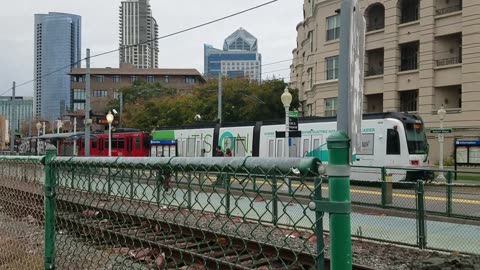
[85,49,91,156]
[119,92,123,127]
[9,82,15,152]
[218,73,222,125]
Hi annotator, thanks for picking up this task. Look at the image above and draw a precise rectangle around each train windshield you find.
[404,122,427,154]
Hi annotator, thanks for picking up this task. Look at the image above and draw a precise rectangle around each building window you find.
[326,15,340,41]
[164,76,169,83]
[326,56,339,80]
[324,97,337,116]
[73,75,85,83]
[147,75,155,83]
[73,89,85,100]
[308,30,314,52]
[400,0,419,24]
[131,75,138,83]
[113,89,121,100]
[400,42,419,71]
[185,77,196,84]
[399,90,418,112]
[307,68,313,88]
[113,75,121,83]
[73,102,85,111]
[96,75,104,83]
[93,90,108,97]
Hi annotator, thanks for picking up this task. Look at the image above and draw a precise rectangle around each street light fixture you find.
[281,87,292,193]
[36,122,42,155]
[437,105,447,180]
[106,111,114,157]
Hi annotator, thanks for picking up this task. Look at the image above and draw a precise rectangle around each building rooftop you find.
[223,28,258,52]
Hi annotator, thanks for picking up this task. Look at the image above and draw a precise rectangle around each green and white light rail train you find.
[151,112,430,181]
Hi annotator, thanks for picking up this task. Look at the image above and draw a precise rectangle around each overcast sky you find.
[0,0,302,97]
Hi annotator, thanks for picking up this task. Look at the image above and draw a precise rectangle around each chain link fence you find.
[51,156,323,269]
[0,156,45,270]
[0,153,479,269]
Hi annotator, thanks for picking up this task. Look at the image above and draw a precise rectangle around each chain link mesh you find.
[52,157,322,269]
[0,156,45,270]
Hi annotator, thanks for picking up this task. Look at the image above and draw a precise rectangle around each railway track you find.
[0,184,373,270]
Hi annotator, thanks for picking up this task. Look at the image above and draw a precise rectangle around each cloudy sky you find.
[0,0,302,97]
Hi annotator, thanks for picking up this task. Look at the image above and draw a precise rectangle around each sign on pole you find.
[289,111,299,131]
[430,128,453,134]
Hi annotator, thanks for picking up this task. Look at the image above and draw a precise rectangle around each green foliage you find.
[114,78,299,131]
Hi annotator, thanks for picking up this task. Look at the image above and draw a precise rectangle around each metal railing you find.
[400,56,418,71]
[365,67,384,77]
[366,22,384,32]
[436,4,462,16]
[436,56,462,66]
[0,153,479,269]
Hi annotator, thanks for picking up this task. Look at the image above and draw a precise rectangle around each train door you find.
[268,139,275,157]
[386,128,401,166]
[126,136,133,156]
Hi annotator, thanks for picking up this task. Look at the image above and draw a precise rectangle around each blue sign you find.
[455,140,480,146]
[151,140,176,145]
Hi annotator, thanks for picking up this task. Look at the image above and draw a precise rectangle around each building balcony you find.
[436,56,461,67]
[436,4,462,16]
[365,67,384,77]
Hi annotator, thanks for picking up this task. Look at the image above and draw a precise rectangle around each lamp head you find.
[437,105,446,121]
[106,111,114,123]
[194,114,202,121]
[36,122,42,130]
[112,109,118,115]
[281,87,292,107]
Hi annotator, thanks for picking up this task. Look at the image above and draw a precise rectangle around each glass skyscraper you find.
[0,97,33,132]
[34,12,81,120]
[204,28,262,81]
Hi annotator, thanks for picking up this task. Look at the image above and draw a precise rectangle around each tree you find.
[116,78,299,130]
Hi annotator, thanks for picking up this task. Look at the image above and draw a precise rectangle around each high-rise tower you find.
[33,12,81,120]
[119,0,159,69]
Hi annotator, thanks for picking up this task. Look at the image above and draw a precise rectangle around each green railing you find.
[0,152,479,269]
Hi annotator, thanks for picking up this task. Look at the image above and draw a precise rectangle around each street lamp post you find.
[437,105,447,180]
[281,88,292,193]
[36,122,42,155]
[106,111,114,157]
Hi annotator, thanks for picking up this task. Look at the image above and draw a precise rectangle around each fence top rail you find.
[0,155,45,163]
[51,156,321,176]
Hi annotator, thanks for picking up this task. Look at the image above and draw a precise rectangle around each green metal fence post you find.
[416,180,427,249]
[272,175,278,226]
[381,167,387,207]
[130,169,134,200]
[327,132,352,269]
[44,145,57,270]
[446,171,453,217]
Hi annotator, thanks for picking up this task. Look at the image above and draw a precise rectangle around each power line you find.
[0,0,280,96]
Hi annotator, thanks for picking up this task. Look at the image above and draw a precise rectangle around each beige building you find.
[291,0,480,162]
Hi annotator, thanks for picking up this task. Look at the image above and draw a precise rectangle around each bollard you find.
[271,175,278,226]
[416,180,427,249]
[44,145,57,270]
[446,171,453,216]
[327,132,352,269]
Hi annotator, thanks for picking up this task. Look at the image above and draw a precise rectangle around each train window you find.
[303,139,310,156]
[276,139,283,157]
[118,138,125,149]
[268,140,274,157]
[92,139,97,149]
[386,129,400,155]
[135,137,140,149]
[235,137,246,157]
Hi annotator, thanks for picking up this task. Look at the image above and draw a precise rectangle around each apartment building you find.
[291,0,480,161]
[68,64,205,116]
[119,0,159,68]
